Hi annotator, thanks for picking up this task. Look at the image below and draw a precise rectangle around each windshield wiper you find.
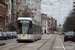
[24,30,28,34]
[24,28,29,34]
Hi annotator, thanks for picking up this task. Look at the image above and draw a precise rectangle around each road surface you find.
[0,34,75,50]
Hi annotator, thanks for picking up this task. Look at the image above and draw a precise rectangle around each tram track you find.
[37,35,56,50]
[0,42,27,50]
[0,43,18,49]
[49,35,56,50]
[0,34,56,50]
[9,43,27,50]
[9,35,49,50]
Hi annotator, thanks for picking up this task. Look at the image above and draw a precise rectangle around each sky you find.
[41,0,73,27]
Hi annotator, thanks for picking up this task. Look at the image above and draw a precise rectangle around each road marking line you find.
[58,35,66,50]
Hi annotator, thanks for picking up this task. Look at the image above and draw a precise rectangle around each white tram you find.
[17,17,41,42]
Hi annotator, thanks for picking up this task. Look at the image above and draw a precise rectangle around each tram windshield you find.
[17,20,30,34]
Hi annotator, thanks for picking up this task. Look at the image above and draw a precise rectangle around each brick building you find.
[0,0,8,31]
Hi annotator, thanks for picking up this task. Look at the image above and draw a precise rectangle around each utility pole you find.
[25,0,26,6]
[59,23,61,32]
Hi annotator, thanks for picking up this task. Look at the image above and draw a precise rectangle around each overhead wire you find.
[41,0,66,18]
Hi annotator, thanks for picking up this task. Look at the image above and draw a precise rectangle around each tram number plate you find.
[23,34,25,37]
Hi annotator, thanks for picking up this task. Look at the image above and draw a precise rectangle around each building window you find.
[74,2,75,4]
[27,3,30,6]
[73,9,75,11]
[0,6,1,13]
[14,6,16,11]
[45,21,46,23]
[32,13,33,15]
[31,4,33,6]
[0,18,2,26]
[17,0,21,2]
[45,25,46,28]
[9,14,10,20]
[9,3,10,9]
[6,0,9,2]
[32,0,34,1]
[73,5,75,7]
[6,17,8,23]
[27,0,30,1]
[14,0,16,3]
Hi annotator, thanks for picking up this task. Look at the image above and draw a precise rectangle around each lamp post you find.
[59,24,61,32]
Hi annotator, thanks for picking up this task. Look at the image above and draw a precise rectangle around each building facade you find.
[5,0,17,31]
[73,0,75,11]
[1,0,41,31]
[0,0,8,31]
[73,0,75,15]
[49,17,57,33]
[5,0,33,31]
[41,14,49,34]
[26,0,41,25]
[47,17,51,34]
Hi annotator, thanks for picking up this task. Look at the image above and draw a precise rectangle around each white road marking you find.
[58,35,66,50]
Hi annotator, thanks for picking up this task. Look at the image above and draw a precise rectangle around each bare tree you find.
[63,11,75,31]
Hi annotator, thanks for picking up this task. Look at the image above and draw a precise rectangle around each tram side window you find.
[38,26,40,32]
[29,21,33,34]
[36,25,37,33]
[29,28,33,34]
[32,24,34,32]
[18,23,22,34]
[35,25,36,33]
[37,25,38,33]
[34,25,35,32]
[29,21,32,28]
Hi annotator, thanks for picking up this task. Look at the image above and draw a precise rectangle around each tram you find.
[17,17,41,42]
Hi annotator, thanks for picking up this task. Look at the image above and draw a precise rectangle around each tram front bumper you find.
[17,39,34,41]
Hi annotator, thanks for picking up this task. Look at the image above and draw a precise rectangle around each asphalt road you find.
[0,39,17,44]
[59,35,75,50]
[0,34,75,50]
[52,35,64,50]
[0,34,55,50]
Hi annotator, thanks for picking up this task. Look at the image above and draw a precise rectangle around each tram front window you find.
[18,22,29,34]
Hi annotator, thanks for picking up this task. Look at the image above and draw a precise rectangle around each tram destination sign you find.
[18,21,30,23]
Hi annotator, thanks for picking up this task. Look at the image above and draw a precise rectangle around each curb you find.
[0,43,6,46]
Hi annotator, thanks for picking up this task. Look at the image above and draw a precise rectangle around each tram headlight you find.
[27,35,30,36]
[18,35,20,36]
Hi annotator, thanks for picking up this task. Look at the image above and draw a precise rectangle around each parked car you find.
[6,32,11,39]
[64,32,75,42]
[47,32,49,34]
[9,32,14,39]
[59,32,62,35]
[61,32,64,35]
[0,32,3,40]
[2,32,8,40]
[13,32,17,38]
